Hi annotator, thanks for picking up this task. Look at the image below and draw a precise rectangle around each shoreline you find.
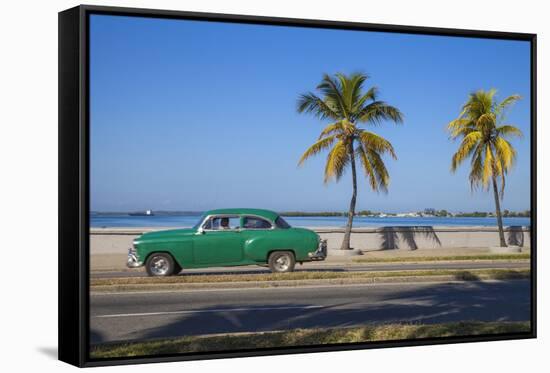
[90,225,531,233]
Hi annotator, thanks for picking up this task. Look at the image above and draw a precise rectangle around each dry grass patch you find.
[90,321,530,358]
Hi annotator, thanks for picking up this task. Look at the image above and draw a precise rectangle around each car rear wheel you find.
[268,251,295,273]
[145,253,178,276]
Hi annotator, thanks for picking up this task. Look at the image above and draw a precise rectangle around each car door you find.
[240,215,274,257]
[193,215,244,265]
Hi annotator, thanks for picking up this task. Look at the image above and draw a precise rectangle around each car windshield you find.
[275,216,291,229]
[192,214,206,230]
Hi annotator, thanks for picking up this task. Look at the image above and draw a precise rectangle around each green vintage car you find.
[127,208,327,276]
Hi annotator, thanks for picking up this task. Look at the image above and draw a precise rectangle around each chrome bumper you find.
[127,248,143,268]
[308,239,327,261]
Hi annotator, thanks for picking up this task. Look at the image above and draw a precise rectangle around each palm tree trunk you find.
[491,174,507,247]
[341,142,357,250]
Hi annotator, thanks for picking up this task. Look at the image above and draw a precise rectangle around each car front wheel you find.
[268,251,295,273]
[145,253,178,276]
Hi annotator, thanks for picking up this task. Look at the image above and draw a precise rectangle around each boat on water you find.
[128,209,154,216]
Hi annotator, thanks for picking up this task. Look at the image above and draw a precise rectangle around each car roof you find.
[204,208,279,221]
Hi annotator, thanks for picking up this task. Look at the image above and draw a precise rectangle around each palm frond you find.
[324,139,349,183]
[298,135,337,166]
[336,72,368,114]
[317,74,348,119]
[355,145,377,190]
[349,73,369,107]
[468,146,483,191]
[365,146,390,192]
[357,101,404,125]
[297,93,339,120]
[353,86,378,113]
[451,131,482,172]
[496,125,523,139]
[462,89,495,121]
[447,118,476,139]
[482,144,494,188]
[498,159,506,199]
[476,113,496,131]
[469,144,484,191]
[494,137,517,171]
[317,121,345,139]
[480,88,497,113]
[495,94,522,120]
[358,130,397,159]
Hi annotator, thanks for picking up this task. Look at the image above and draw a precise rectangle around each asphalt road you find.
[90,279,531,344]
[91,261,530,278]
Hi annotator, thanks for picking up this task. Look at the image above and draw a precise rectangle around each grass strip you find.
[90,321,530,358]
[91,268,530,288]
[353,253,530,263]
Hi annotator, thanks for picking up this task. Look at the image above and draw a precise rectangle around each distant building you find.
[424,208,436,215]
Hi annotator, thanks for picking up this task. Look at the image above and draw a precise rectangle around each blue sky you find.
[90,15,531,213]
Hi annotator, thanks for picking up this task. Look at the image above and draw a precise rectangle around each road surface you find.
[91,261,530,278]
[90,279,530,344]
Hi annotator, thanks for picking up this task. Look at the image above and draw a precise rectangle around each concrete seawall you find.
[90,226,530,255]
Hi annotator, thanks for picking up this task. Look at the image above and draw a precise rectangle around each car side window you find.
[242,216,273,229]
[203,216,240,231]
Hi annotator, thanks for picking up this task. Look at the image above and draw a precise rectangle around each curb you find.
[90,273,529,293]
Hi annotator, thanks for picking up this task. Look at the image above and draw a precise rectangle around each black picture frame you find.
[58,4,537,367]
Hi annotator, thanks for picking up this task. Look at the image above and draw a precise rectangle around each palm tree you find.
[297,73,403,250]
[447,89,523,247]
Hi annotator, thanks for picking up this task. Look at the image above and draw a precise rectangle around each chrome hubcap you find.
[150,256,169,275]
[274,255,290,271]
